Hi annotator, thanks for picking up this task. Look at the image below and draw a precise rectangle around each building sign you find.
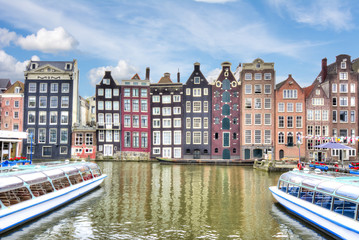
[0,130,27,139]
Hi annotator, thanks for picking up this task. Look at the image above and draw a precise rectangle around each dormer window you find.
[341,61,346,69]
[194,77,200,84]
[256,63,260,68]
[14,87,21,93]
[65,63,72,70]
[31,63,37,69]
[103,78,110,85]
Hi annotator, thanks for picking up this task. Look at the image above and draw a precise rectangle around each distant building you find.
[0,81,24,157]
[183,63,212,159]
[240,58,275,160]
[211,62,240,159]
[87,95,96,127]
[22,60,79,160]
[150,72,183,159]
[120,70,151,160]
[79,96,89,126]
[71,126,96,160]
[275,75,306,160]
[0,79,12,93]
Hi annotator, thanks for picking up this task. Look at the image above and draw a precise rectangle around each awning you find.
[0,139,22,142]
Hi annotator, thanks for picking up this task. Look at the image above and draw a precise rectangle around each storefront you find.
[0,130,27,162]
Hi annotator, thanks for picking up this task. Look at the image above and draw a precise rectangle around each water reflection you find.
[1,162,332,239]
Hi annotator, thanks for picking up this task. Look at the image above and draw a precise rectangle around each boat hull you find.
[0,174,107,234]
[269,186,359,239]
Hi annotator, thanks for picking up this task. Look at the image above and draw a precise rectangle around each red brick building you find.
[71,127,97,160]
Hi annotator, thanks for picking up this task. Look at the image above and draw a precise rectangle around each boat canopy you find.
[336,185,359,200]
[61,167,79,176]
[0,176,23,192]
[43,169,66,180]
[17,172,48,185]
[302,178,323,188]
[316,181,343,193]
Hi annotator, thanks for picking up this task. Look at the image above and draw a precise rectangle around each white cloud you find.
[195,0,236,3]
[31,55,40,61]
[0,50,34,81]
[268,0,352,31]
[206,68,221,84]
[17,27,79,53]
[88,60,139,86]
[0,28,17,47]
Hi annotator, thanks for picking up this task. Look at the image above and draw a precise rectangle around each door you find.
[223,149,230,159]
[163,148,172,158]
[318,152,322,161]
[104,145,113,156]
[244,149,250,159]
[279,150,284,159]
[193,149,200,159]
[253,149,263,159]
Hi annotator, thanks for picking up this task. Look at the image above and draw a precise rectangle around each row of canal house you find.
[15,54,359,162]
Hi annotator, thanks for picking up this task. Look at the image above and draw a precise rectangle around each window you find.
[114,130,120,142]
[264,130,271,144]
[174,118,181,128]
[133,115,139,127]
[122,132,130,147]
[203,131,208,145]
[39,96,47,108]
[192,132,201,144]
[254,98,261,109]
[163,131,171,145]
[38,128,46,143]
[132,99,139,111]
[296,103,302,112]
[287,116,293,128]
[140,100,148,112]
[350,83,356,93]
[233,118,238,125]
[113,101,119,110]
[61,96,69,108]
[114,114,120,126]
[174,131,181,145]
[162,95,171,104]
[106,130,112,142]
[322,110,328,121]
[245,114,252,125]
[307,126,313,135]
[50,96,58,108]
[28,112,36,124]
[322,126,328,136]
[13,100,19,108]
[341,61,346,69]
[278,132,284,144]
[98,88,104,96]
[339,97,348,106]
[245,98,252,109]
[98,130,104,142]
[105,89,112,98]
[152,107,160,115]
[194,77,200,84]
[39,83,47,93]
[264,84,271,94]
[254,114,261,125]
[214,117,219,124]
[163,118,171,128]
[223,132,230,147]
[351,111,355,123]
[28,96,36,108]
[255,130,261,144]
[204,88,208,95]
[98,101,104,110]
[153,148,160,154]
[193,118,201,128]
[193,88,201,97]
[278,103,284,112]
[307,110,313,120]
[153,119,161,129]
[340,111,347,122]
[193,101,201,112]
[283,90,297,99]
[186,132,191,144]
[170,107,180,115]
[141,133,148,148]
[124,88,131,97]
[296,116,302,128]
[173,95,180,102]
[75,133,83,145]
[264,73,271,80]
[333,110,337,122]
[29,83,36,93]
[61,111,69,124]
[141,89,147,97]
[278,116,284,128]
[42,147,52,157]
[233,104,238,111]
[312,98,324,105]
[114,89,119,96]
[86,133,93,145]
[124,99,130,111]
[254,85,261,94]
[62,83,70,93]
[332,97,337,106]
[264,114,271,125]
[245,130,251,144]
[287,103,293,112]
[315,110,321,121]
[133,132,139,148]
[186,88,191,95]
[162,107,171,115]
[351,97,355,107]
[141,116,148,128]
[339,72,348,80]
[203,101,208,112]
[50,112,57,124]
[186,118,191,128]
[13,123,19,132]
[245,84,252,94]
[132,88,139,97]
[39,111,46,125]
[332,84,337,93]
[254,73,262,80]
[222,92,230,102]
[340,83,348,93]
[123,115,131,127]
[245,73,252,80]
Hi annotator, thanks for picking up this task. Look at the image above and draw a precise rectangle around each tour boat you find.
[269,169,359,239]
[0,161,107,234]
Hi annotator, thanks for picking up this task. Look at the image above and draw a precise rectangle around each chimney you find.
[177,70,180,83]
[164,72,170,78]
[321,58,327,81]
[145,67,150,80]
[104,71,112,78]
[194,62,200,71]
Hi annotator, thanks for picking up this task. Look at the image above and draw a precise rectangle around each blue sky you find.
[0,0,358,97]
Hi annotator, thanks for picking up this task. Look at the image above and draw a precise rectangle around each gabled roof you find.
[303,84,315,98]
[131,73,141,80]
[275,74,303,91]
[0,79,11,89]
[275,79,286,90]
[26,60,76,71]
[4,81,24,93]
[158,73,173,84]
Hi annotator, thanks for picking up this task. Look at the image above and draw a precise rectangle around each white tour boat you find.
[0,161,107,234]
[270,169,359,239]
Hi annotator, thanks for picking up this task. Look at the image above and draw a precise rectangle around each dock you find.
[253,159,297,172]
[157,158,254,166]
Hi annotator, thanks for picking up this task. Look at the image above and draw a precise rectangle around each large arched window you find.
[222,104,230,115]
[222,118,230,130]
[222,79,230,90]
[222,91,230,102]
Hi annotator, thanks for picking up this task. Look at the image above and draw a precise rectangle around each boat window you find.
[92,168,102,178]
[74,165,90,173]
[82,170,93,181]
[279,181,288,193]
[30,181,54,197]
[336,185,359,200]
[17,172,48,185]
[0,187,32,207]
[88,163,99,170]
[289,176,304,185]
[287,184,299,197]
[61,167,79,176]
[333,198,356,219]
[52,177,71,191]
[299,188,314,203]
[314,192,332,210]
[280,172,295,181]
[69,174,83,185]
[317,181,343,193]
[302,178,322,188]
[0,176,24,192]
[42,169,66,180]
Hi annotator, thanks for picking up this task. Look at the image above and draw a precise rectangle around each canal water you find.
[3,162,332,240]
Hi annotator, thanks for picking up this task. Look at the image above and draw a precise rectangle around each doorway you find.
[223,149,230,159]
[244,149,250,160]
[279,150,284,159]
[193,149,200,159]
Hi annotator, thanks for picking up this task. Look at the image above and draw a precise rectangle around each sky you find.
[0,0,358,97]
